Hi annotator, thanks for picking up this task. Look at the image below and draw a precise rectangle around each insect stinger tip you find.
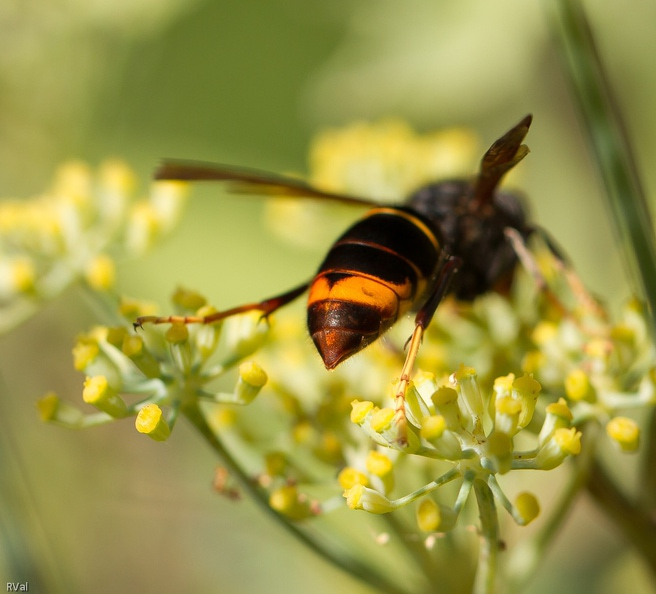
[312,328,367,370]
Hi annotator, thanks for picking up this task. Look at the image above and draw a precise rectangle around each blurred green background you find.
[1,1,655,593]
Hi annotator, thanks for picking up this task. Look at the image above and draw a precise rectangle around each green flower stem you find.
[473,478,500,594]
[78,412,120,428]
[390,467,461,508]
[505,424,597,592]
[453,472,474,515]
[586,459,656,581]
[549,0,656,333]
[181,402,406,594]
[486,476,517,522]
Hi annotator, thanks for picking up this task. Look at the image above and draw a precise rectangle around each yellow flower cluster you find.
[309,119,480,201]
[38,290,269,438]
[0,160,187,333]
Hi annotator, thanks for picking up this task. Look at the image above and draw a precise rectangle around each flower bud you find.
[362,405,420,452]
[350,399,374,424]
[121,334,161,378]
[431,387,462,430]
[420,415,462,460]
[512,374,541,428]
[366,450,394,492]
[606,416,640,452]
[209,408,237,431]
[119,297,159,321]
[83,376,127,418]
[135,404,171,441]
[538,398,573,447]
[37,392,84,427]
[521,350,546,375]
[515,492,540,525]
[370,407,395,433]
[54,161,92,201]
[72,336,100,371]
[315,431,343,465]
[165,322,189,344]
[292,420,317,446]
[269,485,313,520]
[534,427,582,470]
[233,361,268,404]
[366,450,393,477]
[0,256,35,298]
[84,254,116,291]
[172,287,207,311]
[494,396,522,437]
[344,484,396,514]
[531,321,558,346]
[564,369,596,402]
[126,201,160,254]
[73,332,122,385]
[338,467,369,490]
[453,365,484,430]
[493,374,515,399]
[420,414,446,440]
[416,498,457,532]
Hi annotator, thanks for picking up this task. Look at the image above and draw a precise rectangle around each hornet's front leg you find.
[394,255,461,447]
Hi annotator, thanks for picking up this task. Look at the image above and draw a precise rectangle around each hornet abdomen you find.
[307,207,442,369]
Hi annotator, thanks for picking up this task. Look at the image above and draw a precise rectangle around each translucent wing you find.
[155,160,376,207]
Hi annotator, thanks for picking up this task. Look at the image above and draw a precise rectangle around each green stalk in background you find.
[550,0,656,332]
[549,0,656,582]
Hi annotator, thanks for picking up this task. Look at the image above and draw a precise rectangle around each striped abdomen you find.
[307,207,441,369]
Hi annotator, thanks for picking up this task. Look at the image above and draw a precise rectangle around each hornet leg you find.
[134,282,310,329]
[394,255,461,447]
[505,226,604,319]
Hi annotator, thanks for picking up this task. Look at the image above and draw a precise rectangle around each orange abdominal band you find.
[308,275,406,321]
